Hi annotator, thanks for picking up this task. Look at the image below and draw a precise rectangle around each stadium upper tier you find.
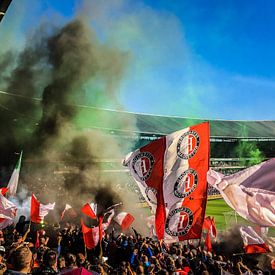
[76,107,275,139]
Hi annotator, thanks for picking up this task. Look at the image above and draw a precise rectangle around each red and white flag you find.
[240,226,271,254]
[82,209,115,250]
[30,194,55,223]
[0,188,8,196]
[0,194,17,229]
[124,122,210,242]
[114,212,135,230]
[81,202,97,219]
[207,158,275,227]
[81,221,100,250]
[60,204,77,221]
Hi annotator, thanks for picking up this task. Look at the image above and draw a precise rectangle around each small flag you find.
[114,212,135,230]
[81,202,97,219]
[30,194,55,223]
[7,151,23,197]
[60,204,77,221]
[0,194,17,229]
[240,226,271,254]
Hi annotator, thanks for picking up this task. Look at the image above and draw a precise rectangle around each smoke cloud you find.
[0,12,140,218]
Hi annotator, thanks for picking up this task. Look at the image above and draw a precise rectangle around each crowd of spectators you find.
[0,217,273,275]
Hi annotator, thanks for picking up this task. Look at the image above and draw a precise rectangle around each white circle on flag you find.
[177,131,200,159]
[174,169,198,198]
[165,206,193,237]
[132,152,155,181]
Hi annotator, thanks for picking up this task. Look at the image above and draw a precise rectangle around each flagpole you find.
[99,239,103,261]
[84,244,87,259]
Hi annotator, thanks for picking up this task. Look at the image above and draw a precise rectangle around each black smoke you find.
[0,17,132,209]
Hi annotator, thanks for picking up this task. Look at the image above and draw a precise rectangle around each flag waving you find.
[7,151,22,197]
[114,212,135,230]
[240,226,271,254]
[61,204,77,221]
[30,194,55,223]
[207,159,275,227]
[81,202,97,219]
[124,122,210,242]
[0,194,17,229]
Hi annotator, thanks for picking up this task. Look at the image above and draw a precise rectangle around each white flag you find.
[7,151,23,197]
[207,159,275,227]
[0,194,17,229]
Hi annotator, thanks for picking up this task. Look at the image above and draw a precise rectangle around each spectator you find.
[5,245,33,274]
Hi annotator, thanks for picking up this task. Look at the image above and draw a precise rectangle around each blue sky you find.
[1,0,275,120]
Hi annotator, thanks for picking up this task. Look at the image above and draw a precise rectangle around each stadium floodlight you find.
[0,0,13,23]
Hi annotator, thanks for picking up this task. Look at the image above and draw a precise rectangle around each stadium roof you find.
[1,91,275,139]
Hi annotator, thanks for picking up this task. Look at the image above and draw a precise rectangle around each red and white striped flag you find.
[81,202,97,219]
[114,212,135,230]
[0,194,17,229]
[30,194,55,223]
[124,122,210,242]
[240,226,271,254]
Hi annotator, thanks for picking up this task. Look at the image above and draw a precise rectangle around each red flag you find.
[240,226,271,254]
[203,216,217,238]
[124,122,210,242]
[114,212,135,230]
[81,202,97,219]
[81,220,100,250]
[204,231,212,252]
[0,188,8,196]
[211,217,217,238]
[30,194,55,223]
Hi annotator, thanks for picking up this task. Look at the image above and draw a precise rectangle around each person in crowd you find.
[4,245,33,275]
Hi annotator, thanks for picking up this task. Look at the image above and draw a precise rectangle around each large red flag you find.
[30,194,55,223]
[124,122,210,242]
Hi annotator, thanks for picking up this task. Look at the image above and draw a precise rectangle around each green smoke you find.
[235,125,264,166]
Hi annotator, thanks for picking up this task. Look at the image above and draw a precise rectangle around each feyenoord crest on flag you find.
[124,122,210,242]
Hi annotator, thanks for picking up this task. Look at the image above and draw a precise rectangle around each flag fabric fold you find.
[0,194,17,229]
[124,122,210,242]
[114,212,135,230]
[30,194,55,223]
[7,151,22,197]
[81,202,97,219]
[81,209,115,250]
[240,226,271,254]
[207,159,275,227]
